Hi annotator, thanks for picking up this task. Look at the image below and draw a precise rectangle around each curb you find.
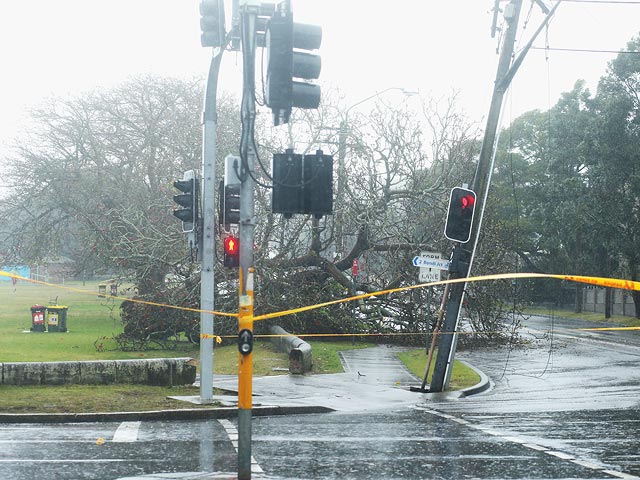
[0,404,335,424]
[457,360,491,397]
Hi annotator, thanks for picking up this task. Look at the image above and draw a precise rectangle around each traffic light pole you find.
[200,50,224,402]
[428,0,561,392]
[238,5,258,479]
[429,0,524,393]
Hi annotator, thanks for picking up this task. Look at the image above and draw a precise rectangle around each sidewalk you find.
[188,345,487,412]
[0,345,489,423]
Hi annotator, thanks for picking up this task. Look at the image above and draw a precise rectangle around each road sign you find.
[415,252,446,283]
[412,252,450,270]
[419,269,440,283]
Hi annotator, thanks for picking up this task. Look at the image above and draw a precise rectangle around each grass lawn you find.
[0,384,209,413]
[397,349,481,391]
[524,306,640,328]
[0,280,477,412]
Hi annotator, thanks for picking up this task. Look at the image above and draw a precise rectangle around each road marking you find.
[112,421,141,443]
[218,419,264,474]
[602,470,640,480]
[419,407,634,478]
[523,443,548,452]
[546,450,575,460]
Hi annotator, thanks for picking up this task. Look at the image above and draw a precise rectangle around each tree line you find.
[1,33,638,348]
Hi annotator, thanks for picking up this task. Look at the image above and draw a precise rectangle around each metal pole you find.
[200,51,223,402]
[238,5,257,478]
[429,0,523,393]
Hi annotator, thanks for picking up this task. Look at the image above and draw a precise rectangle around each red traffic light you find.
[444,187,477,243]
[224,236,239,255]
[461,194,475,209]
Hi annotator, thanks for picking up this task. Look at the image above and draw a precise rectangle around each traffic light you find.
[199,0,226,48]
[173,174,199,233]
[223,235,240,268]
[272,149,333,218]
[223,184,241,226]
[303,150,333,218]
[265,4,322,126]
[272,150,303,218]
[444,187,476,243]
[220,154,241,226]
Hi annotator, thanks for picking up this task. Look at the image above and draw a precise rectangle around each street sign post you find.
[413,252,447,283]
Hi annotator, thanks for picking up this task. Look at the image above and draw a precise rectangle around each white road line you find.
[112,421,141,443]
[421,408,635,478]
[218,419,264,474]
[602,470,640,480]
[546,450,575,460]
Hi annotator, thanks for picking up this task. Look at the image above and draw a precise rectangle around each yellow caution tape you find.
[0,271,237,318]
[578,326,640,332]
[251,272,640,322]
[2,269,639,324]
[200,334,223,343]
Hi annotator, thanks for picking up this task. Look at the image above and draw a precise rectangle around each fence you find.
[581,287,636,317]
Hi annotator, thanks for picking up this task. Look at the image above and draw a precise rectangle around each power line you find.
[553,0,640,4]
[532,46,640,54]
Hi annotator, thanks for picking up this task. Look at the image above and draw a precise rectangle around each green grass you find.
[0,280,184,362]
[0,384,214,413]
[0,280,478,412]
[309,340,373,373]
[524,306,640,328]
[397,349,481,391]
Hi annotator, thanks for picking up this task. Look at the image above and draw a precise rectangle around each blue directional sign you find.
[412,256,450,270]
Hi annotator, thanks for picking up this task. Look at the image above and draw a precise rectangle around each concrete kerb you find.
[457,359,491,397]
[0,405,335,424]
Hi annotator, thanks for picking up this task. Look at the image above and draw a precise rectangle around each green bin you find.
[47,306,68,332]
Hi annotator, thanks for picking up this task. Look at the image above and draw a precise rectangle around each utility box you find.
[47,306,68,333]
[30,305,47,332]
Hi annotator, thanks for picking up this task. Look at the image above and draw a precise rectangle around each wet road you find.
[0,315,638,479]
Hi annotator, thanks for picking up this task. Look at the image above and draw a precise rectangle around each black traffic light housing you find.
[266,4,322,126]
[173,177,199,233]
[223,184,241,226]
[272,149,333,219]
[199,0,226,48]
[444,187,476,243]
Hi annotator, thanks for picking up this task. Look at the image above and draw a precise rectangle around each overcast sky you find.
[1,0,639,153]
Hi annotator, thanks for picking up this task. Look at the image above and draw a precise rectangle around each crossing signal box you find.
[223,236,240,268]
[444,187,476,243]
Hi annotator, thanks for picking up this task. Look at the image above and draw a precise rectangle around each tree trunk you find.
[604,287,612,319]
[574,283,583,314]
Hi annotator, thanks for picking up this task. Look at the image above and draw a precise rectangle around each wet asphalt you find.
[0,315,639,479]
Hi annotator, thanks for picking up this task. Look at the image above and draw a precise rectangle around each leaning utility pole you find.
[430,0,560,392]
